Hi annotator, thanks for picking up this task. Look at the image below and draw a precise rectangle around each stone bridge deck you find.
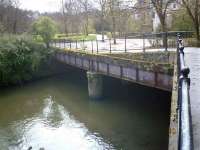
[55,49,174,91]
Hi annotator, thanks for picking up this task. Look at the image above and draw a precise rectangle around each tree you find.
[107,0,120,44]
[182,0,200,46]
[11,0,20,34]
[0,0,35,34]
[171,8,194,31]
[150,0,174,49]
[61,0,68,36]
[95,0,107,41]
[78,0,91,35]
[32,17,57,48]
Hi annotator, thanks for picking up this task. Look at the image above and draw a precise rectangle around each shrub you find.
[32,16,57,48]
[0,37,54,86]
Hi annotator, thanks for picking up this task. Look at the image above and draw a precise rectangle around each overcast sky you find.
[19,0,61,13]
[19,0,135,13]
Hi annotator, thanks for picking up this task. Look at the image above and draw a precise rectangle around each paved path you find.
[184,47,200,149]
[54,37,169,54]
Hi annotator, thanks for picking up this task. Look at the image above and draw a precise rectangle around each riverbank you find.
[0,36,56,87]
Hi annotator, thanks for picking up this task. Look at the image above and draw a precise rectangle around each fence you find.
[51,31,194,54]
[177,34,193,150]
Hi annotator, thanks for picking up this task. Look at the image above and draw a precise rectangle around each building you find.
[152,0,182,31]
[133,0,182,32]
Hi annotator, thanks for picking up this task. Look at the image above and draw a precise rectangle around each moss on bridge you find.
[56,48,174,75]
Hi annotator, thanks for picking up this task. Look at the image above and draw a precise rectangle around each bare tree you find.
[11,0,20,34]
[61,0,68,36]
[78,0,91,35]
[150,0,174,49]
[95,0,107,41]
[182,0,200,46]
[107,0,120,44]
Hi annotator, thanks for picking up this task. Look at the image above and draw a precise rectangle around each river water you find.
[0,67,171,150]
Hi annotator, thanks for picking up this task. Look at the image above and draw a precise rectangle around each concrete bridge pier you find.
[87,71,103,100]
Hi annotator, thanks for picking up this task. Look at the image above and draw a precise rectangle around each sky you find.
[19,0,61,13]
[19,0,135,13]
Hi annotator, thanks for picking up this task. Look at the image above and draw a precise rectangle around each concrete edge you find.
[168,55,179,150]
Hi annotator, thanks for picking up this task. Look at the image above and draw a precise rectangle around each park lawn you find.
[54,34,96,41]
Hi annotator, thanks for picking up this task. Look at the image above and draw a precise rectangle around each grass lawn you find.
[54,34,96,41]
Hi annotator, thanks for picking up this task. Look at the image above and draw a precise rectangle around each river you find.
[0,67,171,150]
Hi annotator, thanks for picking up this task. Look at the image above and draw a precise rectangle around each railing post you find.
[165,32,168,51]
[76,40,78,50]
[143,34,145,52]
[59,39,61,48]
[70,40,72,50]
[91,40,94,54]
[64,39,66,49]
[125,35,127,53]
[109,38,112,54]
[96,40,99,54]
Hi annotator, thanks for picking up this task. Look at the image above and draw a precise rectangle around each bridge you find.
[52,32,197,150]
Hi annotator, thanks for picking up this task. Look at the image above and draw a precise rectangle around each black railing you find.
[177,34,193,150]
[51,31,194,54]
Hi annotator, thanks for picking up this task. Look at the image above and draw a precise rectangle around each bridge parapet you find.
[55,49,174,91]
[168,34,193,150]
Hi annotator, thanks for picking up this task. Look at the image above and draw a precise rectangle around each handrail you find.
[177,34,193,150]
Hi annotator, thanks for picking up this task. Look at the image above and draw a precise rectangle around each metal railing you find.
[51,31,194,54]
[177,34,193,150]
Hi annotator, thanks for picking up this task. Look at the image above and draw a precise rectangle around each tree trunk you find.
[46,42,50,49]
[112,16,116,44]
[12,8,18,34]
[194,22,200,46]
[64,23,68,37]
[101,16,105,42]
[85,13,89,36]
[161,20,168,51]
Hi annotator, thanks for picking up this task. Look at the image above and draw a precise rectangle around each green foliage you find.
[32,16,57,47]
[0,37,53,86]
[171,9,194,31]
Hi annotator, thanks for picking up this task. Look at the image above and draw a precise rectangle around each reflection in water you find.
[0,68,171,150]
[0,96,113,150]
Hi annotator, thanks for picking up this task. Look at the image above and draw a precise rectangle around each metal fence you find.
[177,34,193,150]
[51,31,194,54]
